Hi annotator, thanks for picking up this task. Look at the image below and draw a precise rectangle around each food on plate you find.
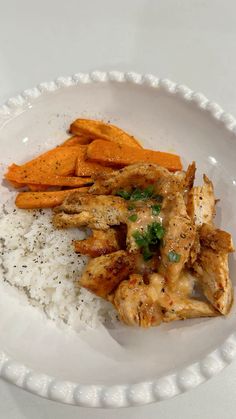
[86,139,182,171]
[73,227,126,257]
[2,118,234,329]
[70,118,142,148]
[15,188,89,209]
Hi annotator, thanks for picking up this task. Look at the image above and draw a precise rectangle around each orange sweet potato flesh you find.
[6,167,92,187]
[5,145,83,185]
[75,146,113,177]
[70,119,142,148]
[27,184,50,191]
[87,140,182,172]
[16,187,89,209]
[61,135,92,146]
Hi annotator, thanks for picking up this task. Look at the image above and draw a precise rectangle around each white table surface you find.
[1,0,236,417]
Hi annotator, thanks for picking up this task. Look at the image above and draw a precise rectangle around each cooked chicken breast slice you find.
[89,163,171,195]
[199,223,234,253]
[53,194,128,230]
[111,273,217,327]
[187,175,215,226]
[193,248,233,315]
[159,193,196,283]
[73,227,126,257]
[79,250,135,298]
[89,163,194,197]
[155,162,196,198]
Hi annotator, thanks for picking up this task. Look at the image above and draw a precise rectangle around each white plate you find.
[0,71,236,408]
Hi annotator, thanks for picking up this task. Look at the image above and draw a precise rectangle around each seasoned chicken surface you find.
[89,162,195,197]
[111,273,217,327]
[79,250,135,298]
[53,194,128,230]
[54,162,233,327]
[193,224,234,315]
[73,227,126,257]
[187,175,215,227]
[199,223,234,253]
[159,193,196,283]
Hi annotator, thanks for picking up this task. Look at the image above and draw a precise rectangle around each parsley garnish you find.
[130,185,154,201]
[132,222,165,261]
[151,204,161,216]
[116,190,131,200]
[168,251,181,263]
[128,214,138,222]
[116,185,162,202]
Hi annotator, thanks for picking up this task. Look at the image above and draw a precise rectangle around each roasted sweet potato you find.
[61,135,92,146]
[5,145,83,188]
[27,184,50,192]
[15,187,89,209]
[70,119,142,148]
[75,146,113,177]
[6,169,92,187]
[86,140,182,172]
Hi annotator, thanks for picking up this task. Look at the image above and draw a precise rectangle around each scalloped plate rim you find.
[0,70,236,408]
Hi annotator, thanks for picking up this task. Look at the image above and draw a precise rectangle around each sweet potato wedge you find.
[70,119,142,148]
[86,140,182,172]
[61,135,92,146]
[16,187,89,209]
[27,184,50,192]
[5,145,83,187]
[75,146,113,177]
[6,167,92,187]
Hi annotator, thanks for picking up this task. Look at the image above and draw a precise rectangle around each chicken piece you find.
[193,247,233,315]
[53,193,128,230]
[111,273,164,327]
[155,162,196,198]
[159,193,196,283]
[193,222,234,315]
[79,250,135,298]
[111,273,217,327]
[73,227,126,257]
[184,161,196,192]
[187,232,201,267]
[89,163,171,195]
[126,201,163,252]
[187,175,215,227]
[199,223,234,253]
[89,163,194,197]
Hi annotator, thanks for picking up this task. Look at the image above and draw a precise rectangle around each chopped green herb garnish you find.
[132,231,147,247]
[147,222,165,242]
[116,185,158,202]
[151,204,161,216]
[132,221,165,261]
[128,204,135,211]
[142,247,154,261]
[168,251,181,263]
[130,185,155,201]
[128,214,138,222]
[116,190,131,200]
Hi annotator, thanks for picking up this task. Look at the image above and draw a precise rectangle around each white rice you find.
[0,198,115,331]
